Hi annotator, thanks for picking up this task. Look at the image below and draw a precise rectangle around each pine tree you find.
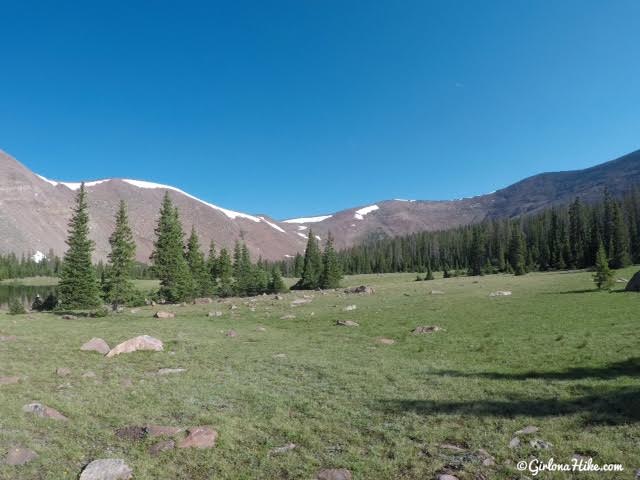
[293,230,323,289]
[468,227,485,276]
[104,200,136,309]
[217,247,234,297]
[233,243,253,296]
[150,193,193,302]
[185,227,211,296]
[293,253,304,277]
[207,240,218,285]
[610,201,630,269]
[319,232,342,289]
[508,224,527,275]
[568,197,587,268]
[58,184,102,309]
[425,262,434,280]
[593,242,614,290]
[268,267,287,293]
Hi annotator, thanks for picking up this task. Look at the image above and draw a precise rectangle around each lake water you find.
[0,284,57,310]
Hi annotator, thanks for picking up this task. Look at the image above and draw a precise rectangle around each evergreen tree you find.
[425,262,434,280]
[104,200,136,309]
[609,201,630,269]
[568,197,588,268]
[319,232,342,289]
[206,240,218,291]
[508,223,527,275]
[268,267,287,293]
[468,227,485,276]
[150,193,193,302]
[58,184,102,309]
[186,227,211,296]
[593,242,614,290]
[233,243,253,295]
[293,230,323,289]
[293,252,304,277]
[217,247,234,297]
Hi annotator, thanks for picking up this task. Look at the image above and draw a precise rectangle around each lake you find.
[0,284,57,310]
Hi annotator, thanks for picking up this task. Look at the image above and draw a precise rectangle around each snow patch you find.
[31,251,46,263]
[296,232,307,239]
[354,204,379,220]
[283,215,332,224]
[315,235,322,241]
[394,198,416,202]
[36,174,59,186]
[121,179,261,222]
[258,216,286,233]
[297,225,308,231]
[284,254,294,258]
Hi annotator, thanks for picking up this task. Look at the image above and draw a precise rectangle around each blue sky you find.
[1,1,639,219]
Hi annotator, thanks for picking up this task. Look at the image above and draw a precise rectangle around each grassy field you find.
[1,269,639,479]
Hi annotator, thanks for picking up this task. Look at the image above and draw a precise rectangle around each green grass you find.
[1,269,639,479]
[0,276,60,286]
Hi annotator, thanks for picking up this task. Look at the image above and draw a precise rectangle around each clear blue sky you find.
[1,1,639,219]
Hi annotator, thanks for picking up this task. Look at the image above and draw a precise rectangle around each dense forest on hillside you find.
[273,188,640,277]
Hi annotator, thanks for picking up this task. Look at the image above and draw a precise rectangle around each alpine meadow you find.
[2,2,640,479]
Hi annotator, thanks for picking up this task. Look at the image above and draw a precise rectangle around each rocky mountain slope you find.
[1,148,639,261]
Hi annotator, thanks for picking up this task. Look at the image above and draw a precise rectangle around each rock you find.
[274,295,284,300]
[56,367,71,377]
[436,475,459,480]
[616,278,628,283]
[106,335,163,357]
[0,376,20,385]
[439,443,466,452]
[430,290,445,295]
[154,311,175,319]
[82,371,97,378]
[270,443,297,455]
[22,402,68,421]
[316,469,353,480]
[5,447,38,465]
[256,326,267,332]
[280,314,296,320]
[336,320,359,327]
[115,426,148,441]
[515,425,539,435]
[226,329,238,338]
[291,298,312,306]
[530,439,553,449]
[343,305,357,311]
[489,290,512,297]
[476,448,495,466]
[146,425,183,437]
[625,270,640,292]
[177,426,218,449]
[377,338,395,345]
[79,459,133,480]
[344,285,375,295]
[157,368,186,375]
[129,308,139,314]
[194,297,213,304]
[508,437,520,448]
[230,304,238,310]
[0,335,17,342]
[149,440,175,456]
[412,325,442,334]
[81,338,111,355]
[61,314,77,320]
[120,377,134,388]
[207,311,223,317]
[273,353,287,359]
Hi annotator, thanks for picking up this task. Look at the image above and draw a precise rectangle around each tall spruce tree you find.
[268,266,287,293]
[320,232,342,289]
[185,227,211,296]
[217,247,234,297]
[207,240,218,289]
[593,242,614,290]
[294,230,323,289]
[104,200,136,309]
[468,227,485,276]
[508,223,527,275]
[150,193,193,302]
[58,184,103,309]
[609,201,630,269]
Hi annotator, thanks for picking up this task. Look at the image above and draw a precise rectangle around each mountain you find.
[1,148,639,262]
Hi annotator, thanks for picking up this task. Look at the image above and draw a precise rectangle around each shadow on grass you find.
[424,357,640,381]
[378,386,640,425]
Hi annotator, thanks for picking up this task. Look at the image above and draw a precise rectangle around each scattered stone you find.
[0,376,20,385]
[344,285,375,295]
[82,371,97,379]
[61,314,77,320]
[154,311,175,319]
[120,377,134,388]
[515,425,539,435]
[343,305,357,311]
[291,298,311,306]
[530,439,553,449]
[280,314,296,320]
[616,278,628,283]
[476,448,495,466]
[157,368,186,375]
[316,469,353,480]
[230,304,238,310]
[5,447,38,466]
[273,353,287,359]
[0,335,17,342]
[436,475,459,480]
[377,338,395,345]
[79,459,133,480]
[81,338,111,355]
[625,271,640,292]
[177,426,218,449]
[129,308,139,314]
[22,402,68,421]
[572,453,589,462]
[194,297,213,304]
[489,290,512,297]
[412,325,442,334]
[336,320,359,327]
[439,443,466,452]
[146,425,183,437]
[56,367,71,377]
[106,335,163,357]
[270,443,297,455]
[115,426,148,441]
[508,437,520,448]
[430,290,445,295]
[149,440,175,456]
[226,329,238,338]
[256,326,267,332]
[274,295,284,300]
[207,311,223,317]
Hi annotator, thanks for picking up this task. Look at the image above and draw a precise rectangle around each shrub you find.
[8,298,26,315]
